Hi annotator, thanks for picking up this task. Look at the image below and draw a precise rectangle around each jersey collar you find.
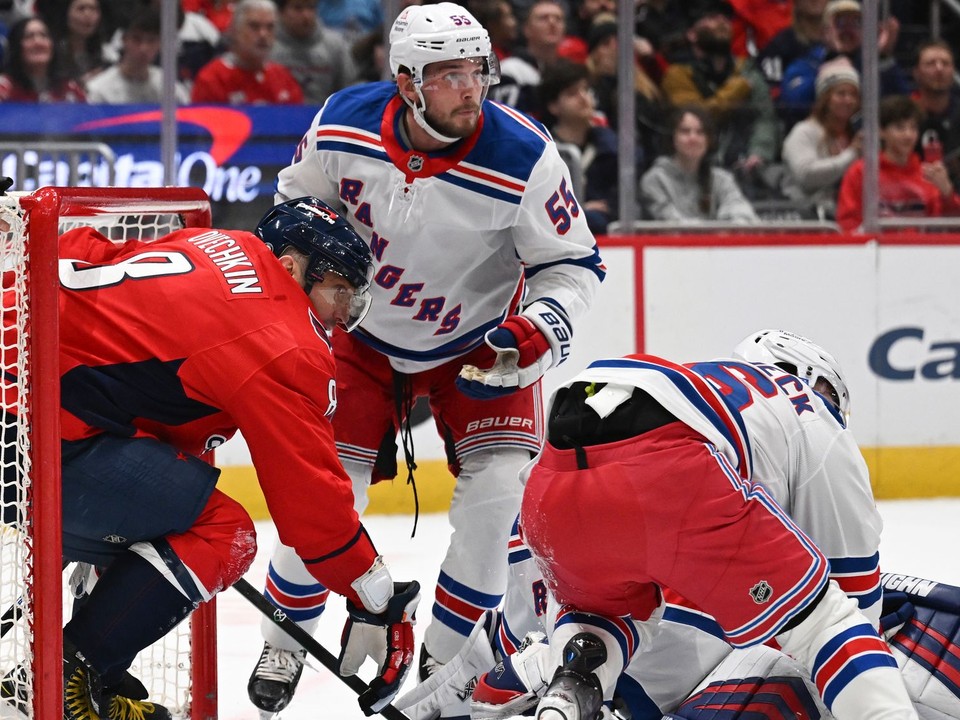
[380,95,484,183]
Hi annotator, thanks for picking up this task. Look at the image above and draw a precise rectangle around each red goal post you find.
[0,186,217,720]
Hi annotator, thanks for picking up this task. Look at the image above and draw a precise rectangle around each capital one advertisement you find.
[0,102,317,228]
[637,236,960,498]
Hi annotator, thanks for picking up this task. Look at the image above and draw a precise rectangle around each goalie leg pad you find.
[395,610,499,720]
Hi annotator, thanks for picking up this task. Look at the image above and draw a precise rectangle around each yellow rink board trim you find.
[861,446,960,499]
[217,446,960,520]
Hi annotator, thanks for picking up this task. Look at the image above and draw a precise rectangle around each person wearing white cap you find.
[778,0,910,131]
[782,56,862,217]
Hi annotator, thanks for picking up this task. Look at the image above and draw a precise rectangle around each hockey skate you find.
[247,641,307,715]
[64,638,172,720]
[536,633,607,720]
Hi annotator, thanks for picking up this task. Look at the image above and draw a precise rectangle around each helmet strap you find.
[401,85,463,145]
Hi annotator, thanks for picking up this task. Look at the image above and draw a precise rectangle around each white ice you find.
[214,498,960,720]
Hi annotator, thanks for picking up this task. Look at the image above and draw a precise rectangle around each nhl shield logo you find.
[750,580,773,604]
[407,154,425,172]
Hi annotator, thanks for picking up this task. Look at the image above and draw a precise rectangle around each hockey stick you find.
[0,561,72,639]
[232,577,411,720]
[0,595,23,638]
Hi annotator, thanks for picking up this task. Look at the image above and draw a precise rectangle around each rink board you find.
[216,232,960,516]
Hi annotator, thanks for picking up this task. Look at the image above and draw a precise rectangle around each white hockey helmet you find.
[732,329,851,417]
[389,2,500,143]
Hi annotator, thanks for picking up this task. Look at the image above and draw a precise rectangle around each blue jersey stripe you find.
[830,553,880,573]
[438,171,523,204]
[526,246,606,283]
[662,607,726,640]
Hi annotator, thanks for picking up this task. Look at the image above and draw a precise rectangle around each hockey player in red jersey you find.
[2,197,419,720]
[247,2,604,714]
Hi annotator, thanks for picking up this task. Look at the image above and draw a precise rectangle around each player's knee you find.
[205,495,257,587]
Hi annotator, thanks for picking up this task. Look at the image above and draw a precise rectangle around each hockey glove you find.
[339,580,420,716]
[471,632,551,720]
[458,301,571,399]
[394,610,499,719]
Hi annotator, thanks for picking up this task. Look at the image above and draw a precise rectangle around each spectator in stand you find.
[271,0,356,107]
[36,0,116,84]
[660,4,779,175]
[555,0,614,64]
[192,0,303,105]
[182,0,235,34]
[585,14,667,170]
[635,0,692,63]
[314,0,383,42]
[782,57,862,218]
[100,1,222,87]
[757,0,828,101]
[640,104,759,223]
[468,0,518,62]
[349,25,384,83]
[0,16,86,101]
[911,39,960,191]
[779,0,910,131]
[86,8,190,104]
[836,94,960,231]
[539,59,629,234]
[491,0,566,117]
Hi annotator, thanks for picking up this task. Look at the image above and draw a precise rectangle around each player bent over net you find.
[398,331,927,719]
[0,196,420,719]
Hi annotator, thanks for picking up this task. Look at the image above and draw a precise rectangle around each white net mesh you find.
[0,191,209,720]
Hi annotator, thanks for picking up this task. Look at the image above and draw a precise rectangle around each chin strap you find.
[401,90,463,145]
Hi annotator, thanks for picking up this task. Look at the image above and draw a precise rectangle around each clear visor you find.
[314,283,372,333]
[419,55,501,91]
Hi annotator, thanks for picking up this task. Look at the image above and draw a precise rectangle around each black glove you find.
[339,581,421,716]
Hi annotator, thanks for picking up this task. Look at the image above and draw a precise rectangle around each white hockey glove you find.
[394,610,499,720]
[470,631,551,720]
[457,301,570,399]
[338,580,420,716]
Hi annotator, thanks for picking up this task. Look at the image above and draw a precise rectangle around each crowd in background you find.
[0,0,959,232]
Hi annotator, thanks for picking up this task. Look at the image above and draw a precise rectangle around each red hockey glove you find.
[458,301,569,399]
[339,580,420,716]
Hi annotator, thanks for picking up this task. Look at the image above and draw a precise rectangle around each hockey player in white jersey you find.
[396,330,926,720]
[246,3,604,715]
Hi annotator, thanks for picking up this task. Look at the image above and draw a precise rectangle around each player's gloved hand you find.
[395,610,499,719]
[458,301,569,399]
[471,632,551,720]
[339,580,421,716]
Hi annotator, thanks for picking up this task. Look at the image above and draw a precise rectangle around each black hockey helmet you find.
[256,197,373,293]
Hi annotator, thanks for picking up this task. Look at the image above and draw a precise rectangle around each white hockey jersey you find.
[500,354,884,717]
[276,81,605,373]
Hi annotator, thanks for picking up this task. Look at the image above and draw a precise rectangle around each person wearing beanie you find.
[778,0,910,132]
[837,94,960,230]
[782,57,862,218]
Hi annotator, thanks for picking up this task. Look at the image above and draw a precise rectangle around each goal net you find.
[0,187,217,720]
